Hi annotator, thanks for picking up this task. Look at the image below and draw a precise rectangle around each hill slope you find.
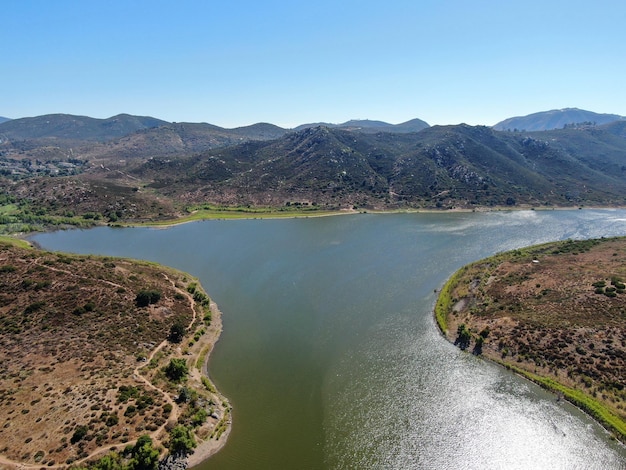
[131,123,626,210]
[0,113,169,142]
[3,120,626,226]
[493,108,625,131]
[0,241,229,467]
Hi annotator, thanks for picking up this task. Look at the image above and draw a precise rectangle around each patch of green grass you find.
[0,235,33,249]
[137,205,345,226]
[0,204,19,215]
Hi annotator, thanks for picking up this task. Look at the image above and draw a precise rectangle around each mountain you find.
[493,108,625,131]
[132,122,626,210]
[0,113,169,142]
[294,117,429,133]
[0,116,10,124]
[0,116,288,162]
[78,122,289,161]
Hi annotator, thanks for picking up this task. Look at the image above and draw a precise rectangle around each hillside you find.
[436,237,626,441]
[0,116,288,163]
[0,114,168,142]
[0,117,10,124]
[2,117,626,229]
[129,123,626,211]
[493,108,625,131]
[79,122,288,162]
[0,240,230,468]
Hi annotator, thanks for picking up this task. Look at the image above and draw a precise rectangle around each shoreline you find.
[10,204,626,241]
[186,298,232,468]
[116,204,626,232]
[434,240,626,444]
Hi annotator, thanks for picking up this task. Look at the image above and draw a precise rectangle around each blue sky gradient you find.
[3,0,625,128]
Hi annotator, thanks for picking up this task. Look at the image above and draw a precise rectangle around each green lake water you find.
[32,210,626,469]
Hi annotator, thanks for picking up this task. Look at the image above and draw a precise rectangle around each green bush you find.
[135,289,161,307]
[168,425,196,455]
[169,323,185,343]
[164,358,189,382]
[70,425,88,444]
[456,324,472,350]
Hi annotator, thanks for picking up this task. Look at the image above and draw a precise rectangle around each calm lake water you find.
[32,210,626,469]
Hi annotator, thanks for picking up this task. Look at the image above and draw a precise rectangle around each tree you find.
[164,358,189,382]
[71,425,88,444]
[168,425,196,455]
[473,335,484,355]
[92,453,123,470]
[135,289,161,307]
[455,323,471,350]
[169,323,185,343]
[128,435,160,470]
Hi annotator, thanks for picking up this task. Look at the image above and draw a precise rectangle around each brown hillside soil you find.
[0,242,229,468]
[442,237,626,436]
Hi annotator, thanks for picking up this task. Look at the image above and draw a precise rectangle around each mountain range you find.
[493,108,626,131]
[2,109,626,217]
[130,120,626,209]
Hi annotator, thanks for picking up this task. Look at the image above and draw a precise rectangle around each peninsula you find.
[436,237,626,442]
[0,238,230,469]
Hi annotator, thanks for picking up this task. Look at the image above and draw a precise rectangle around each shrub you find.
[135,290,161,307]
[169,323,185,343]
[191,409,208,427]
[168,425,196,455]
[70,425,88,444]
[456,324,472,350]
[164,359,189,382]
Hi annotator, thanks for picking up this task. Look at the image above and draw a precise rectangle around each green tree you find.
[168,425,196,455]
[71,425,88,444]
[92,453,123,470]
[455,323,471,350]
[128,435,160,470]
[164,358,189,382]
[169,322,185,343]
[135,289,161,307]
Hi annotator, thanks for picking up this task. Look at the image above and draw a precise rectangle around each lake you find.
[32,210,626,469]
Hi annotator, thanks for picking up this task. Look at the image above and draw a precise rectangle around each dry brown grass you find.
[0,242,228,468]
[443,237,626,432]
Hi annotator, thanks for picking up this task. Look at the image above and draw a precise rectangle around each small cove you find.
[31,210,626,469]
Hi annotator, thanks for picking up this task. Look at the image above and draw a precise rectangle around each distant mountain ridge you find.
[0,113,430,161]
[0,113,169,142]
[0,116,10,124]
[294,117,429,133]
[493,108,626,131]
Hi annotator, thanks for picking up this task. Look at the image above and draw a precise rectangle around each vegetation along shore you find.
[435,237,626,443]
[0,237,230,469]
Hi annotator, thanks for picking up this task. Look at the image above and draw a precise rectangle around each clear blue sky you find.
[3,0,625,128]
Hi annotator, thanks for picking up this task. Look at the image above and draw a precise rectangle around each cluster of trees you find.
[455,324,490,354]
[76,435,159,470]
